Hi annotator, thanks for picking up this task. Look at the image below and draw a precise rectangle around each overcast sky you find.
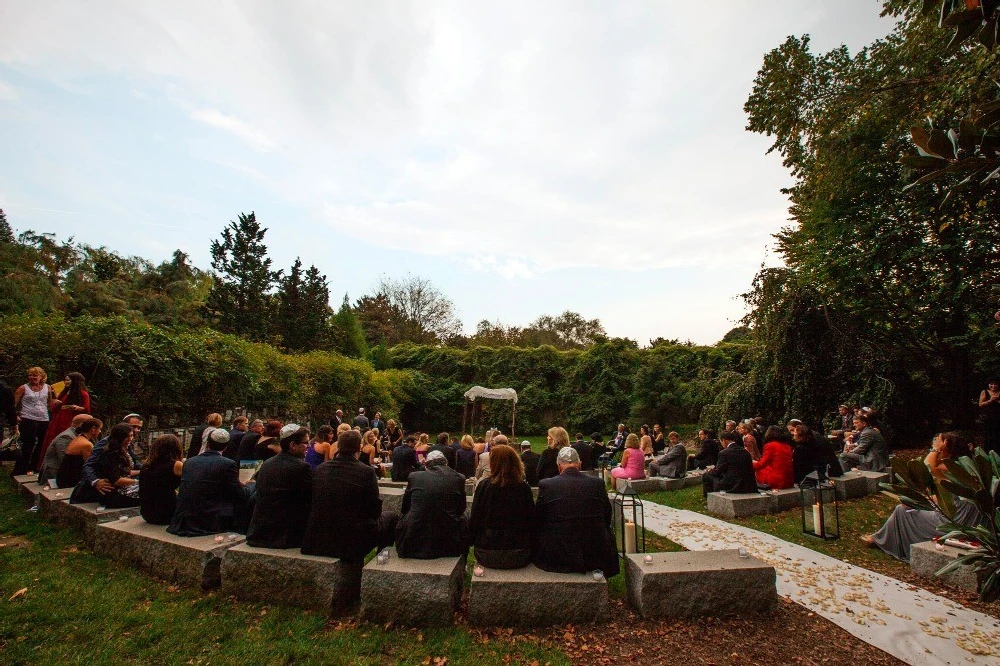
[0,1,896,344]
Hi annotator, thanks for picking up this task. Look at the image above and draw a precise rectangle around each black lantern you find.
[800,479,840,540]
[613,483,646,555]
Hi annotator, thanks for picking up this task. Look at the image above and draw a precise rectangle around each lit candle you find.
[624,521,637,554]
[812,503,822,536]
[643,554,653,564]
[214,535,224,543]
[473,565,485,577]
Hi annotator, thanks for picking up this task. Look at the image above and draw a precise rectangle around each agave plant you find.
[883,448,1000,601]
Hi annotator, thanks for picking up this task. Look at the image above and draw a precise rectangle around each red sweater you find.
[753,440,794,489]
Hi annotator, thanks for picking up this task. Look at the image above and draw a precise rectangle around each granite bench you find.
[378,487,405,514]
[94,516,245,589]
[614,475,702,494]
[706,491,775,519]
[359,548,465,626]
[49,501,142,547]
[11,473,36,490]
[625,550,776,618]
[221,543,363,613]
[832,471,870,500]
[468,564,608,627]
[910,540,984,593]
[377,479,408,490]
[36,485,73,519]
[857,470,892,495]
[771,487,802,512]
[19,480,44,507]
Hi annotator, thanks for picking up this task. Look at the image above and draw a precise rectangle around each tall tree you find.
[0,208,14,244]
[373,275,462,343]
[276,259,333,351]
[331,294,368,358]
[203,212,282,340]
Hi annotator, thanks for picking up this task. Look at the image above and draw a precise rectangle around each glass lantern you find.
[613,484,646,555]
[800,482,840,540]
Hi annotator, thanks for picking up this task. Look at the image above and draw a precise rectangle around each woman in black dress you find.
[139,434,184,524]
[456,435,479,478]
[468,444,534,569]
[253,420,282,461]
[96,423,141,508]
[980,380,1000,454]
[536,427,566,482]
[56,418,102,490]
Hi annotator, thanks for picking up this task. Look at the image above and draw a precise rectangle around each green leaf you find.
[927,129,958,158]
[979,568,1000,603]
[899,155,950,169]
[941,0,955,27]
[911,126,933,154]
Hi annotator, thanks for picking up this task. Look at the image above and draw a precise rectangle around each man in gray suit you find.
[649,431,688,479]
[839,414,889,472]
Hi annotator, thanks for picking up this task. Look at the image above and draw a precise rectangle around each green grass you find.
[644,485,910,577]
[0,481,568,666]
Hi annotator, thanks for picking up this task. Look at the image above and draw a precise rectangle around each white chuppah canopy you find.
[461,386,519,438]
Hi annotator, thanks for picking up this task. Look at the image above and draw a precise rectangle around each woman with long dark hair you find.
[95,423,140,508]
[468,445,534,569]
[139,434,184,524]
[37,372,90,469]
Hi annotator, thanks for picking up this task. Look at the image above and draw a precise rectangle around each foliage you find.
[372,274,463,344]
[470,311,607,350]
[276,258,334,352]
[331,294,369,359]
[885,449,1000,602]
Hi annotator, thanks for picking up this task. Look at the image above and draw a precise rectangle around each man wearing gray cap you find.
[534,445,619,577]
[395,450,468,559]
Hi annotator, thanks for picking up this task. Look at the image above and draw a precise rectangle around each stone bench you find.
[468,564,608,627]
[94,516,245,589]
[19,480,44,507]
[221,543,362,613]
[625,550,776,618]
[706,491,774,519]
[359,548,465,626]
[832,471,870,500]
[771,487,801,512]
[377,479,408,489]
[614,475,702,494]
[11,473,36,490]
[378,487,405,514]
[36,485,73,519]
[910,541,984,593]
[49,501,142,547]
[858,470,892,495]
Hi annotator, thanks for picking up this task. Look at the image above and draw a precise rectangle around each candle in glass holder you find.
[643,554,653,564]
[118,515,128,523]
[473,565,485,577]
[812,503,823,536]
[624,521,637,554]
[214,535,224,543]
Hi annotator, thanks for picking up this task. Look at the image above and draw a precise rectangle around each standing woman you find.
[385,419,403,450]
[652,424,665,455]
[38,372,90,469]
[536,427,567,483]
[980,380,1000,454]
[13,367,52,475]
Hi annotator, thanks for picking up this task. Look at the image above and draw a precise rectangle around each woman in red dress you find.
[753,425,795,490]
[36,372,90,470]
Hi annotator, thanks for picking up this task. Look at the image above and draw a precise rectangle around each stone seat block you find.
[614,478,663,494]
[377,479,408,489]
[378,487,405,514]
[910,541,984,593]
[94,516,244,589]
[19,481,44,507]
[770,487,802,512]
[49,501,141,547]
[468,564,608,627]
[36,486,72,519]
[625,550,776,618]
[858,470,891,495]
[833,471,870,500]
[221,543,362,613]
[706,491,774,519]
[359,548,465,626]
[11,473,36,490]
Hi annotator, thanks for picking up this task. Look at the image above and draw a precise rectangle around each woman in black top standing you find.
[536,426,566,482]
[96,423,140,508]
[139,434,184,524]
[468,444,535,569]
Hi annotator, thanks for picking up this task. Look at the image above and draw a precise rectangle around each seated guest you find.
[476,436,503,483]
[590,433,608,467]
[640,434,654,457]
[247,424,313,549]
[186,412,221,460]
[652,424,665,455]
[610,424,628,452]
[520,440,540,487]
[305,425,334,469]
[753,426,794,490]
[414,433,431,464]
[649,431,687,479]
[391,434,423,482]
[139,434,184,525]
[325,423,351,461]
[395,450,468,558]
[253,420,282,462]
[469,444,535,569]
[236,419,265,461]
[924,431,967,480]
[839,414,890,473]
[301,430,398,562]
[688,429,721,470]
[611,434,646,480]
[223,416,249,461]
[95,423,141,508]
[359,429,379,466]
[430,432,456,469]
[572,433,593,471]
[39,413,90,485]
[59,418,102,492]
[792,423,843,483]
[69,414,142,504]
[168,428,254,536]
[536,427,565,483]
[534,447,619,577]
[738,422,762,461]
[456,434,478,479]
[701,430,756,497]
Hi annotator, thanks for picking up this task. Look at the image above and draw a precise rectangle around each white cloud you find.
[0,79,16,100]
[190,109,274,152]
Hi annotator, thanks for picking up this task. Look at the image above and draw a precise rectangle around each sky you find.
[0,1,896,345]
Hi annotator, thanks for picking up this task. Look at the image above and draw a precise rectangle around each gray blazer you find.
[653,443,688,479]
[852,427,890,472]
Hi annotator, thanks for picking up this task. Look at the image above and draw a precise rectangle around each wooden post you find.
[510,401,516,440]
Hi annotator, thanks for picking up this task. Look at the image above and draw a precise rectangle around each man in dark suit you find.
[430,432,456,469]
[533,447,619,577]
[395,450,467,558]
[187,414,213,461]
[168,428,254,536]
[370,412,385,434]
[246,424,313,549]
[353,408,370,431]
[301,430,398,563]
[391,435,423,482]
[224,417,249,461]
[688,429,721,470]
[571,432,593,471]
[331,409,345,428]
[701,430,757,497]
[520,441,540,487]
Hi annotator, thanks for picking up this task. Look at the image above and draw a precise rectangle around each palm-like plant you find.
[884,448,1000,601]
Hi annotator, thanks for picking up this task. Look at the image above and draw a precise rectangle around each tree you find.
[523,311,606,350]
[203,212,282,340]
[330,294,368,359]
[372,275,462,344]
[0,209,14,244]
[355,293,405,347]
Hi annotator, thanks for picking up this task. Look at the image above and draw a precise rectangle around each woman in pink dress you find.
[37,372,90,470]
[611,434,646,480]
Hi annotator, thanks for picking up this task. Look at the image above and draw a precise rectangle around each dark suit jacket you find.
[536,448,559,482]
[246,452,313,549]
[793,431,844,483]
[429,444,456,469]
[167,451,252,536]
[704,442,756,493]
[301,455,384,562]
[572,442,594,470]
[533,469,619,576]
[187,424,210,460]
[353,414,370,430]
[224,429,246,462]
[391,445,422,481]
[520,450,541,486]
[70,436,109,504]
[691,438,721,469]
[395,465,467,559]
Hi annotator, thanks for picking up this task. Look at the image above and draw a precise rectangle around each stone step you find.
[910,540,984,593]
[49,501,141,547]
[467,564,608,627]
[625,550,776,618]
[94,516,244,589]
[832,471,869,500]
[359,548,465,626]
[221,542,362,613]
[36,485,72,519]
[11,473,36,490]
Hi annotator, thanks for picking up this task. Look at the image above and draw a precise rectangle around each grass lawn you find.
[0,481,568,666]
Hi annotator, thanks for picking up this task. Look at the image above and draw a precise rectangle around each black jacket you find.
[468,478,534,552]
[237,432,262,461]
[187,424,210,460]
[391,445,422,482]
[572,442,594,471]
[536,448,559,482]
[691,438,721,469]
[395,465,467,559]
[793,431,844,483]
[246,452,313,549]
[533,469,619,576]
[704,442,756,493]
[301,454,384,562]
[168,451,253,536]
[353,414,370,430]
[429,444,456,469]
[520,450,541,486]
